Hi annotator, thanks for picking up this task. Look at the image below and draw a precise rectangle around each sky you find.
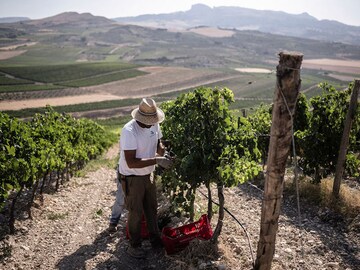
[0,0,360,26]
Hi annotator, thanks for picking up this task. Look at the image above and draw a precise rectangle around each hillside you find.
[114,3,360,45]
[1,11,360,68]
[0,11,359,118]
[0,156,359,269]
[26,12,115,27]
[0,17,30,23]
[3,15,359,67]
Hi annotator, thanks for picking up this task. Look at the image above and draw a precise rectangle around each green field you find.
[0,44,83,66]
[154,70,348,102]
[0,84,65,93]
[0,62,147,92]
[59,69,147,87]
[0,62,141,82]
[5,71,353,119]
[0,74,32,85]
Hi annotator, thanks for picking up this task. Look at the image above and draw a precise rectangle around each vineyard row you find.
[0,107,115,233]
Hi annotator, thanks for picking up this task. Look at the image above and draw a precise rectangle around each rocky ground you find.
[0,150,359,269]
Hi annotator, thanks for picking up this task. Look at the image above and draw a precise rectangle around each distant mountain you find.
[26,12,115,27]
[1,10,360,68]
[0,17,30,23]
[0,12,116,40]
[113,3,360,45]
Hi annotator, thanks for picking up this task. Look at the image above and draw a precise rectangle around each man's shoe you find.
[126,246,146,259]
[108,223,117,233]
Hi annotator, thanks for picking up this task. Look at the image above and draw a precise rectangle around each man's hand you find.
[156,156,174,169]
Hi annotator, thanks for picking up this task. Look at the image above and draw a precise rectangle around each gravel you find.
[0,166,359,270]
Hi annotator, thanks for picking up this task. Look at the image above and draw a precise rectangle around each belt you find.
[122,174,150,178]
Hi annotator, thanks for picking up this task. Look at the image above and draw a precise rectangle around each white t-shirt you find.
[118,119,162,176]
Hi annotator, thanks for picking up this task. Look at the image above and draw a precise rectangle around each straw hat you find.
[131,98,165,125]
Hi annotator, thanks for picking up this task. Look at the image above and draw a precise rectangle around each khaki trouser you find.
[125,174,160,247]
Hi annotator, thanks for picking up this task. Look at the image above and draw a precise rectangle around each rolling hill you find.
[26,12,115,27]
[0,10,358,120]
[2,11,360,68]
[114,3,360,45]
[0,17,30,23]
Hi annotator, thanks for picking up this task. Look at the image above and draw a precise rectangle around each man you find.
[116,98,173,259]
[108,165,125,233]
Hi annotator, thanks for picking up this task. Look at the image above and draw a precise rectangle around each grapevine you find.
[0,107,113,233]
[296,82,360,182]
[160,87,261,241]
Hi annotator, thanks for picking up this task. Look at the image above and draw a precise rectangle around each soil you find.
[0,94,122,111]
[0,146,359,270]
[266,58,360,75]
[0,42,37,60]
[235,68,272,74]
[327,74,358,82]
[0,50,27,60]
[301,59,360,74]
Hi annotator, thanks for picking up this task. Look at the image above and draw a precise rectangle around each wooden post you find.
[242,108,247,117]
[333,80,360,197]
[254,52,303,270]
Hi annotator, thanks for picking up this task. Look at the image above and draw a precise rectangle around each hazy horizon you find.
[0,0,359,27]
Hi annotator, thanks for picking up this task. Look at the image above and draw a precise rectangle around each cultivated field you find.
[0,42,37,60]
[0,66,235,111]
[302,58,360,75]
[0,42,37,50]
[0,57,357,118]
[0,50,27,60]
[1,11,359,119]
[0,94,121,111]
[187,27,236,38]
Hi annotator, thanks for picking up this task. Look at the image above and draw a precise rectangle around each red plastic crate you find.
[126,214,149,239]
[161,214,213,254]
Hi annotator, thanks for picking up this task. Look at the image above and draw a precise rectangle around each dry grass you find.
[0,50,27,60]
[188,27,235,38]
[295,176,360,220]
[320,178,360,218]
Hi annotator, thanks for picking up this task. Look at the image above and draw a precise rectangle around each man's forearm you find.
[126,157,157,169]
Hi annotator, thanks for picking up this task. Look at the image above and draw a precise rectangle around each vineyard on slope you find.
[159,82,360,241]
[0,107,116,233]
[0,81,359,269]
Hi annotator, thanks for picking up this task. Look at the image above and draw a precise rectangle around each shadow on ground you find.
[56,217,173,270]
[238,179,360,270]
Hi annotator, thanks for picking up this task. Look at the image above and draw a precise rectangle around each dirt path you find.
[1,148,359,269]
[2,167,120,270]
[1,166,173,270]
